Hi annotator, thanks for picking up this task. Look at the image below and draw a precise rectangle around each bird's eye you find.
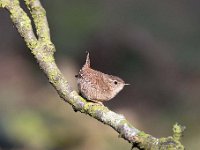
[114,81,118,85]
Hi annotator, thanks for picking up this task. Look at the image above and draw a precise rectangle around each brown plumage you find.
[76,53,128,104]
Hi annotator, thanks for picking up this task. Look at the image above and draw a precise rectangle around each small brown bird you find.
[76,53,129,104]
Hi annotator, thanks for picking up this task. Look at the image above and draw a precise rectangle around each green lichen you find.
[24,0,35,4]
[1,0,18,7]
[32,8,48,36]
[7,1,37,50]
[69,91,86,103]
[27,40,37,50]
[12,0,19,5]
[137,131,151,139]
[48,68,59,84]
[133,124,185,150]
[135,132,162,150]
[24,0,36,9]
[84,102,103,117]
[0,0,8,8]
[84,103,111,121]
[0,0,16,9]
[26,1,50,41]
[20,10,31,28]
[42,55,54,63]
[158,137,184,150]
[173,123,185,141]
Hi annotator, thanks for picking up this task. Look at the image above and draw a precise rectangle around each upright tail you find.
[83,52,90,68]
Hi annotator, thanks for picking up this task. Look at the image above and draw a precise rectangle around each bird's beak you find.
[124,83,130,85]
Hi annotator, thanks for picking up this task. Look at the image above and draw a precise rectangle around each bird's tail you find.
[83,52,90,68]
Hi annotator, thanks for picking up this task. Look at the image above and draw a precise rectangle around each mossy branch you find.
[0,0,185,149]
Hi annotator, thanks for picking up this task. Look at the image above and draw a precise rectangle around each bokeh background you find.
[0,0,200,149]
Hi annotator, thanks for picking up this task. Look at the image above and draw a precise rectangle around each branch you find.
[0,0,185,149]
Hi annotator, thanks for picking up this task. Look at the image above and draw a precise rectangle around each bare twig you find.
[0,0,185,149]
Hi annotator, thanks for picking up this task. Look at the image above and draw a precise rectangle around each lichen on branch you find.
[0,0,185,149]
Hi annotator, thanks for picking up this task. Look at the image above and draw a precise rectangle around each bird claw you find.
[96,101,104,106]
[91,100,104,106]
[85,100,104,107]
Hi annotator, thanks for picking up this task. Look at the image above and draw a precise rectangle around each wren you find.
[76,53,128,104]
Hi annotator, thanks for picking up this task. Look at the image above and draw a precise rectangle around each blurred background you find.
[0,0,200,149]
